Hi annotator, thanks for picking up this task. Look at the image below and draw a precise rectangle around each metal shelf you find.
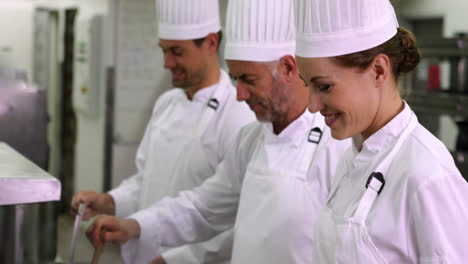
[418,37,468,57]
[405,90,468,118]
[421,48,468,57]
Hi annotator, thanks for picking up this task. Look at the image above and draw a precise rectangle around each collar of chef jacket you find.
[349,101,413,168]
[262,109,320,148]
[191,70,227,103]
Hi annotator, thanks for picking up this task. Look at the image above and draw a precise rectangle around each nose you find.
[164,53,176,69]
[308,87,325,113]
[236,81,250,102]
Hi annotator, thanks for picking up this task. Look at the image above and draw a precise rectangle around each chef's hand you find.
[86,215,141,248]
[151,256,167,264]
[71,190,115,220]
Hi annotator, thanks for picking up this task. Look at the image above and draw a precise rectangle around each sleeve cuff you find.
[120,210,163,263]
[108,189,136,218]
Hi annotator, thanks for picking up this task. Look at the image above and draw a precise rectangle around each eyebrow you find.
[309,75,329,83]
[229,73,256,79]
[158,44,182,51]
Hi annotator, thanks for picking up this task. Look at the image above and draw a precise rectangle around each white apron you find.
[123,74,232,264]
[231,117,326,263]
[312,112,417,264]
[140,73,229,208]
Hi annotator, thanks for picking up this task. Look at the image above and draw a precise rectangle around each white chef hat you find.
[295,0,399,58]
[157,0,221,40]
[224,0,296,62]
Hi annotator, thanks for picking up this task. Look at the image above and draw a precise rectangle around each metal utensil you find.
[66,203,86,264]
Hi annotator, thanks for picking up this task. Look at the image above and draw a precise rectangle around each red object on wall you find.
[428,64,441,91]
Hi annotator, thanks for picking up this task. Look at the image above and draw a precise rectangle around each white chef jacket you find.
[314,102,468,263]
[124,109,351,264]
[108,70,255,264]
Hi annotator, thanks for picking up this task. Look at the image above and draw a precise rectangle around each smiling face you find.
[226,60,292,123]
[296,56,381,140]
[159,39,208,88]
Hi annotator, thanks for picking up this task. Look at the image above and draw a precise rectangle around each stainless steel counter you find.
[0,142,61,264]
[0,142,60,205]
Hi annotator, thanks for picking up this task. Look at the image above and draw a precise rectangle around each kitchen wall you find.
[396,0,468,37]
[72,0,111,193]
[396,0,468,151]
[0,1,35,79]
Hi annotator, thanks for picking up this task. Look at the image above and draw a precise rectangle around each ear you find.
[203,33,219,55]
[278,55,298,81]
[371,54,390,87]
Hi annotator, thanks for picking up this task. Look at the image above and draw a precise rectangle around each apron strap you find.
[300,111,327,173]
[353,173,384,222]
[195,71,229,137]
[352,110,418,222]
[300,127,323,172]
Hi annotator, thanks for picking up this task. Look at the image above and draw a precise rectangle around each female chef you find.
[294,0,468,263]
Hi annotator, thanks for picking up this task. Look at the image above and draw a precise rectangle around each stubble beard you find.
[177,64,207,91]
[269,78,292,126]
